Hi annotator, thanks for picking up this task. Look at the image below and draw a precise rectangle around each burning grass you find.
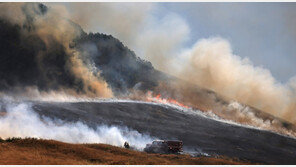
[0,138,253,165]
[146,91,190,109]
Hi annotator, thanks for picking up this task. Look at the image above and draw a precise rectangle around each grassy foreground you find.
[0,138,252,165]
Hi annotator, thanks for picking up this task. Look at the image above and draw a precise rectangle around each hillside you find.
[0,138,250,165]
[0,2,295,137]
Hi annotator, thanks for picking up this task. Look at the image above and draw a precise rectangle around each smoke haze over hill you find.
[57,3,296,124]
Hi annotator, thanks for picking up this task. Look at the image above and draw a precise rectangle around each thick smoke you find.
[0,102,155,149]
[178,38,296,124]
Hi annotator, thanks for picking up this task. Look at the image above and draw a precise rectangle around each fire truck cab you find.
[144,140,183,154]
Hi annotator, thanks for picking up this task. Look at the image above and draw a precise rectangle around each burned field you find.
[32,101,296,165]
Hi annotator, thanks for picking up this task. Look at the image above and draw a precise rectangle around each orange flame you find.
[146,91,190,109]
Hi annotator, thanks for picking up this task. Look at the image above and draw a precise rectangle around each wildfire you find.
[146,91,190,109]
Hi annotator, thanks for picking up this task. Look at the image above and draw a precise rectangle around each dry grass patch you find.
[0,138,252,165]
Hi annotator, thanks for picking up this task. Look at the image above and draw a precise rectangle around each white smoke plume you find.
[0,102,155,150]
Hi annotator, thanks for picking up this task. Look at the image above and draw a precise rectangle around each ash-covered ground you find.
[31,100,296,165]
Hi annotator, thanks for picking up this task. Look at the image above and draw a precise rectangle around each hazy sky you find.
[59,2,296,83]
[160,3,296,83]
